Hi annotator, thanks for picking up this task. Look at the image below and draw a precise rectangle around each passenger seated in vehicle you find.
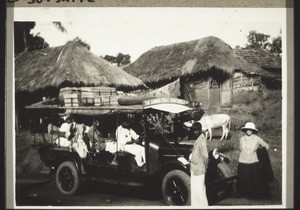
[60,116,72,138]
[81,124,91,151]
[50,116,73,147]
[115,121,145,167]
[47,115,66,142]
[72,124,89,159]
[79,122,116,154]
[87,120,106,152]
[47,123,60,142]
[68,117,77,141]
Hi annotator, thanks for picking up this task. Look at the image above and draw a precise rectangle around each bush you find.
[16,130,47,178]
[217,141,236,153]
[230,116,253,131]
[232,91,261,104]
[251,110,260,117]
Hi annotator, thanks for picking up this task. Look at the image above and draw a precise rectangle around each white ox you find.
[198,114,231,141]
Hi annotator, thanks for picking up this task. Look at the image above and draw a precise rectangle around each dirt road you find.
[16,178,166,207]
[16,177,281,207]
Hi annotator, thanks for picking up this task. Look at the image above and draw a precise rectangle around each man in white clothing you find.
[55,116,72,147]
[60,117,72,139]
[115,122,145,167]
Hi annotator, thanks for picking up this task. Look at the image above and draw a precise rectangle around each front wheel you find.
[55,161,81,195]
[162,170,190,206]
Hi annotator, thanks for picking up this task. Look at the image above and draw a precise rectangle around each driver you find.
[115,121,145,167]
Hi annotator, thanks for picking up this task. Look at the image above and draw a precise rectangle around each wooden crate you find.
[80,87,117,96]
[92,95,119,106]
[59,86,118,107]
[64,93,79,107]
[80,87,117,106]
[94,97,101,106]
[59,87,81,105]
[81,92,97,106]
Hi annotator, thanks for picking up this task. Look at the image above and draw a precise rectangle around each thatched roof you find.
[234,48,281,69]
[124,36,264,83]
[15,41,144,92]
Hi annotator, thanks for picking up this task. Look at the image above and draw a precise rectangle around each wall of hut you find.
[181,72,267,111]
[181,77,227,110]
[232,72,262,93]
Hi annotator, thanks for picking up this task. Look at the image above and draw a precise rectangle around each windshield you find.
[144,108,198,142]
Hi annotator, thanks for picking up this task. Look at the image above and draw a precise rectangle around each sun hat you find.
[241,122,259,133]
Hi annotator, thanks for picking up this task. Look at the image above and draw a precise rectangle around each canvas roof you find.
[144,103,192,114]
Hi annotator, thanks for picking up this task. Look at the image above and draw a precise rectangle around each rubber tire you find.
[162,170,191,206]
[55,161,81,196]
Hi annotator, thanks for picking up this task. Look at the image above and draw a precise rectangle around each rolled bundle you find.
[118,96,156,105]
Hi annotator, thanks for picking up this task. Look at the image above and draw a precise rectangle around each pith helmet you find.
[241,122,259,133]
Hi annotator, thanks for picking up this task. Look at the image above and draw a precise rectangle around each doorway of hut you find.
[190,79,232,114]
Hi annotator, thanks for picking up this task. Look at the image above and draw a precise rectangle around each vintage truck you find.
[26,96,237,206]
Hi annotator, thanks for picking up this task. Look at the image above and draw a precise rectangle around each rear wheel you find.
[55,161,81,195]
[162,170,190,206]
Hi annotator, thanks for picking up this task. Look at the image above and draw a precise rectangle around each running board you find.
[82,176,147,187]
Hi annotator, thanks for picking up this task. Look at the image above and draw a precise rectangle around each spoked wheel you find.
[162,170,190,206]
[55,161,81,195]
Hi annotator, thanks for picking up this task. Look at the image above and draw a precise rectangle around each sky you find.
[14,7,285,62]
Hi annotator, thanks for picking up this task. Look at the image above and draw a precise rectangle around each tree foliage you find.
[269,36,282,55]
[14,22,49,54]
[104,53,131,66]
[244,30,282,56]
[72,37,91,50]
[14,22,69,55]
[116,53,131,66]
[52,22,67,33]
[245,30,270,50]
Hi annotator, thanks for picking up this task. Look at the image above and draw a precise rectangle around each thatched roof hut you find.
[234,48,281,77]
[15,40,144,92]
[124,36,264,84]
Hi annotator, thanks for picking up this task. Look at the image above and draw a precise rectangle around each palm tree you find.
[52,22,67,33]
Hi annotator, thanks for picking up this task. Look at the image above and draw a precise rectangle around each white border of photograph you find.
[6,6,293,209]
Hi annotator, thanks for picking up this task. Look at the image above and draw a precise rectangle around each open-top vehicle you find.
[26,95,237,206]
